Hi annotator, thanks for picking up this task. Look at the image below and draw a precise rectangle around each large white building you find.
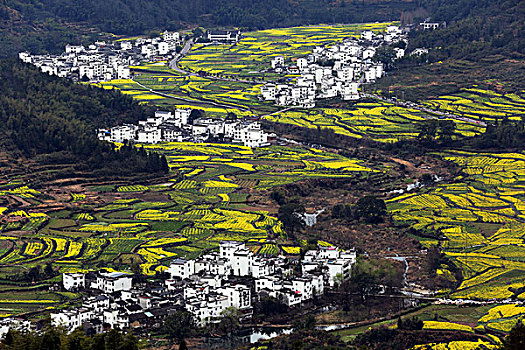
[91,271,133,293]
[63,273,86,291]
[206,30,241,42]
[167,258,195,280]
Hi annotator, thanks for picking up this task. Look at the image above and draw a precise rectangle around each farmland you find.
[179,23,395,81]
[265,102,485,143]
[388,151,525,300]
[91,24,525,145]
[5,19,525,349]
[422,87,525,124]
[0,141,377,317]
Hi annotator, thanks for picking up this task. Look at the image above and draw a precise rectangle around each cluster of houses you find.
[260,25,407,107]
[18,31,182,82]
[46,241,355,332]
[97,109,272,148]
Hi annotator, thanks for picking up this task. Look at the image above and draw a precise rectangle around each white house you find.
[136,129,162,143]
[206,30,240,42]
[65,45,85,54]
[360,30,374,41]
[163,31,180,42]
[362,47,376,60]
[296,57,308,70]
[120,41,133,50]
[51,308,94,332]
[167,258,195,280]
[271,56,285,69]
[186,293,230,325]
[261,83,277,100]
[91,272,132,293]
[63,273,85,291]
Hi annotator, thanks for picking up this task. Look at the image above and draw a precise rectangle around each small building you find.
[63,272,85,291]
[167,258,195,280]
[163,31,180,42]
[91,272,133,293]
[206,30,241,42]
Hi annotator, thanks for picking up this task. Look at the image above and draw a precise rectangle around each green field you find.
[179,23,396,80]
[0,143,377,291]
[388,151,525,300]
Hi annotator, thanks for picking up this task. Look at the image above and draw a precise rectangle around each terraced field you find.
[388,151,525,300]
[265,102,485,143]
[422,87,525,124]
[93,27,525,145]
[179,23,395,80]
[0,143,375,290]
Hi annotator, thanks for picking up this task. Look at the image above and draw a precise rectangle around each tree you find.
[348,258,381,302]
[397,316,423,330]
[188,109,205,125]
[346,257,402,303]
[332,204,352,219]
[333,273,344,288]
[160,154,170,173]
[417,119,439,140]
[226,111,237,121]
[255,296,289,316]
[219,307,241,334]
[178,339,188,350]
[354,195,387,224]
[270,189,286,205]
[373,46,397,69]
[162,311,196,342]
[277,202,305,237]
[66,329,89,350]
[438,119,455,142]
[192,27,205,39]
[39,328,62,350]
[292,314,316,330]
[104,329,124,350]
[44,262,54,277]
[502,321,525,350]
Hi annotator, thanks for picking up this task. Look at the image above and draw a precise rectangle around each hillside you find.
[0,60,168,174]
[0,0,418,58]
[373,0,525,100]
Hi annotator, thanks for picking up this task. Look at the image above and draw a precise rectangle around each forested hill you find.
[412,0,524,60]
[0,60,168,175]
[0,0,417,58]
[374,0,524,101]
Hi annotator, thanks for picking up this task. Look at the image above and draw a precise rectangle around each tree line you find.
[409,0,524,61]
[0,60,168,175]
[0,327,138,350]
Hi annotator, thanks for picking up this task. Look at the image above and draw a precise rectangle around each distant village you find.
[260,25,418,107]
[97,108,272,148]
[19,242,356,334]
[17,29,241,83]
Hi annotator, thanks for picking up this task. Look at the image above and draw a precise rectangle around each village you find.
[36,241,357,334]
[97,108,272,148]
[259,25,410,107]
[17,29,244,83]
[18,30,183,82]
